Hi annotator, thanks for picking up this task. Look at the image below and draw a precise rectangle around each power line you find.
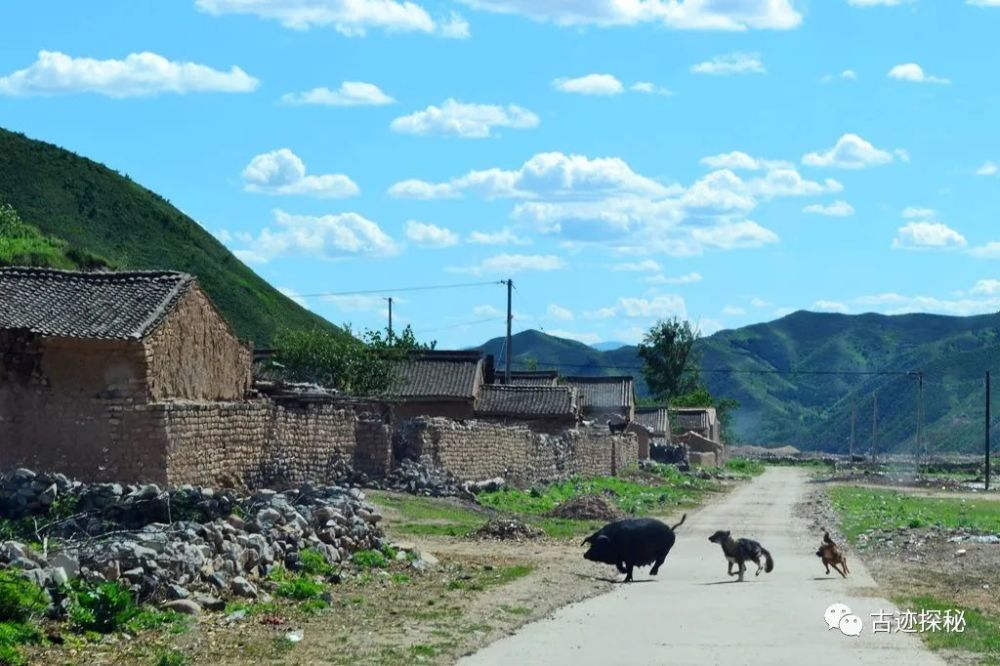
[297,280,503,298]
[414,317,505,335]
[517,360,920,376]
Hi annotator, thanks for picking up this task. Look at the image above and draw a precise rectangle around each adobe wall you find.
[390,400,475,421]
[395,417,637,486]
[143,286,252,402]
[0,332,165,482]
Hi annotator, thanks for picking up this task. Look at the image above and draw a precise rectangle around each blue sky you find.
[3,0,1000,348]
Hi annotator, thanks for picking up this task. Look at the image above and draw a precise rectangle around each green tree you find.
[271,324,434,396]
[637,318,702,404]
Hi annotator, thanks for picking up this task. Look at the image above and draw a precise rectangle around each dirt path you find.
[460,467,944,666]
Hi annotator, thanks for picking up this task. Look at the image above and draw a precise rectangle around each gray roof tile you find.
[634,407,670,434]
[476,385,578,417]
[0,267,194,340]
[388,352,483,399]
[562,376,634,410]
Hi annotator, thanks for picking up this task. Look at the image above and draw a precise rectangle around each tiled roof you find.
[0,267,194,340]
[669,407,717,431]
[634,407,670,435]
[495,370,559,387]
[388,352,484,400]
[475,385,579,417]
[562,375,634,410]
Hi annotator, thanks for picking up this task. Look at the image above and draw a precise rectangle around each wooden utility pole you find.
[871,391,878,463]
[917,371,924,466]
[987,371,992,491]
[386,297,393,343]
[849,401,856,459]
[505,279,513,384]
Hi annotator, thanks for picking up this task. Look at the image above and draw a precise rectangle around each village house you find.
[385,350,494,420]
[670,407,725,467]
[562,375,635,423]
[474,384,581,432]
[633,407,672,445]
[494,370,559,387]
[0,267,252,479]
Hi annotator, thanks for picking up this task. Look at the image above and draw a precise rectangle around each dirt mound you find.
[472,517,544,541]
[546,495,624,522]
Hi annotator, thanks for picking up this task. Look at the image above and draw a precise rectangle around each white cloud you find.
[969,0,1000,6]
[855,291,1000,317]
[691,220,779,250]
[821,69,858,82]
[748,169,843,199]
[612,259,662,272]
[546,329,603,345]
[700,151,791,171]
[473,304,503,317]
[721,305,746,316]
[976,161,999,176]
[802,133,895,169]
[697,318,725,335]
[553,73,623,95]
[279,287,309,309]
[405,220,459,248]
[902,206,935,219]
[449,253,566,276]
[456,0,802,30]
[812,300,849,313]
[587,295,688,320]
[888,63,950,85]
[691,52,765,75]
[968,242,1000,259]
[892,222,967,250]
[242,149,359,198]
[547,304,574,321]
[195,0,467,37]
[389,152,670,201]
[750,297,771,308]
[280,81,394,106]
[646,272,702,285]
[323,294,397,313]
[803,200,855,217]
[0,50,257,97]
[231,209,399,263]
[390,98,539,138]
[970,279,1000,295]
[466,228,531,245]
[630,81,672,95]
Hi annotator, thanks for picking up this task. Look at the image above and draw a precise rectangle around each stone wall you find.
[394,417,637,486]
[143,286,252,402]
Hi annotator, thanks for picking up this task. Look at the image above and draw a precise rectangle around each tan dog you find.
[816,531,849,578]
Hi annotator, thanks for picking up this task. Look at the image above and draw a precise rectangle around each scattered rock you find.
[162,599,202,615]
[472,517,544,542]
[546,495,624,522]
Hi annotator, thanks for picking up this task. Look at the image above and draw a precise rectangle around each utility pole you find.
[871,390,878,463]
[987,371,992,491]
[917,371,924,467]
[849,400,856,459]
[505,279,513,384]
[385,297,393,343]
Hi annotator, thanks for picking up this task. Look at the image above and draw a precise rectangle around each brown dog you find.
[816,531,849,578]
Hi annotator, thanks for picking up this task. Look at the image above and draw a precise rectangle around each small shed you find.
[562,375,635,422]
[386,351,494,420]
[475,384,580,431]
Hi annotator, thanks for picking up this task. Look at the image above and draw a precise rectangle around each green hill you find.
[0,128,336,345]
[476,312,1000,455]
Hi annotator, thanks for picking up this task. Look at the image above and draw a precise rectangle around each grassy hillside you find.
[0,128,336,345]
[475,312,1000,455]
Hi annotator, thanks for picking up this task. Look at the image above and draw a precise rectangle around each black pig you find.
[582,515,686,582]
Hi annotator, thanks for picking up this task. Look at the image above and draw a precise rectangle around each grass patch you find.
[829,486,1000,543]
[367,492,484,537]
[352,550,388,570]
[895,595,1000,661]
[479,472,709,518]
[447,565,532,592]
[154,649,190,666]
[725,458,765,477]
[269,571,327,601]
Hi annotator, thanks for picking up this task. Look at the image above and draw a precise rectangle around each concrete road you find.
[461,467,944,666]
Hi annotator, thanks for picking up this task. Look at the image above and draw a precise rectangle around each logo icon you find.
[825,603,863,636]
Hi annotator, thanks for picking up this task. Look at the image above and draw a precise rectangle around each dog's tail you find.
[671,514,687,531]
[762,547,774,573]
[823,530,835,545]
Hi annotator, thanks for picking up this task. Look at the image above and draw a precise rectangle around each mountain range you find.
[477,311,1000,455]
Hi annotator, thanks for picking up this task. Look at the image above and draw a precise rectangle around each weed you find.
[391,574,411,584]
[724,458,765,477]
[895,595,1000,659]
[67,581,139,634]
[0,572,48,623]
[352,550,388,569]
[274,575,326,601]
[447,565,532,592]
[298,548,336,577]
[154,649,189,666]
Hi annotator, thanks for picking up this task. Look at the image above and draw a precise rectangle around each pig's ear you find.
[581,535,594,546]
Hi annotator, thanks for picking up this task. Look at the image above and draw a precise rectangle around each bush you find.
[351,550,388,569]
[68,581,138,634]
[0,573,48,623]
[297,548,336,577]
[274,576,326,601]
[0,621,41,666]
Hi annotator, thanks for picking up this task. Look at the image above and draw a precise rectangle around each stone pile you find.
[472,517,544,541]
[546,495,624,522]
[373,457,470,498]
[0,468,385,610]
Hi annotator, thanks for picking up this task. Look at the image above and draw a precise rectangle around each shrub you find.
[297,549,335,577]
[68,581,138,634]
[351,550,388,569]
[0,573,48,623]
[154,649,189,666]
[0,621,41,666]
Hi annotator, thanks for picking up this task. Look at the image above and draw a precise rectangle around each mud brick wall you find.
[143,287,252,402]
[395,417,638,486]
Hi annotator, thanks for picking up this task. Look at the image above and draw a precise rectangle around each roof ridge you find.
[0,266,193,280]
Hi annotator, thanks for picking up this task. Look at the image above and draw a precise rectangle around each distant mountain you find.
[0,128,338,345]
[476,311,1000,454]
[591,341,630,352]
